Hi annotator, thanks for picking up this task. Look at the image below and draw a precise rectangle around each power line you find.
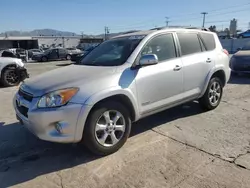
[110,2,250,30]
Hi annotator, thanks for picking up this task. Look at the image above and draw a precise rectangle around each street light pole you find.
[165,17,169,27]
[201,12,208,28]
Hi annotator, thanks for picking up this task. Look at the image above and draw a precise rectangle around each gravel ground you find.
[0,61,250,188]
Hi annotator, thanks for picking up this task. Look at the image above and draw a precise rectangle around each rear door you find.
[176,32,215,99]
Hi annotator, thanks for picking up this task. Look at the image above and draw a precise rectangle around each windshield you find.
[44,49,51,54]
[79,37,143,66]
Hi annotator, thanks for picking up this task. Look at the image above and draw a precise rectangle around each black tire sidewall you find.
[83,101,131,156]
[200,77,223,110]
[1,68,20,87]
[42,56,47,62]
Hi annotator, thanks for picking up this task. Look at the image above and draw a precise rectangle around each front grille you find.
[18,89,33,102]
[16,101,29,118]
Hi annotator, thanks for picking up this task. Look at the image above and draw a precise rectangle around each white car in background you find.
[66,47,82,54]
[0,57,29,87]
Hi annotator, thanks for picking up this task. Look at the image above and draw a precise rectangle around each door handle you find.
[173,65,182,71]
[206,58,212,63]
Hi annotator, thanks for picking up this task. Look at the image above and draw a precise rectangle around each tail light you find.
[223,49,229,56]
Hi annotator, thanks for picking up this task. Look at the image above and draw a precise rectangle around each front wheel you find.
[199,77,223,111]
[82,101,131,156]
[66,54,71,60]
[0,68,20,87]
[41,56,48,62]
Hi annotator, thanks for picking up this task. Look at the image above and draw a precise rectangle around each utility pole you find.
[165,17,169,27]
[201,12,208,28]
[104,26,110,40]
[104,26,107,40]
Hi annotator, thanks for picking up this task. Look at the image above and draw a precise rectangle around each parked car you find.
[66,47,82,54]
[28,49,43,58]
[230,42,250,74]
[237,30,250,38]
[13,28,230,155]
[0,57,29,87]
[8,48,28,62]
[0,50,17,58]
[71,46,97,63]
[32,48,72,62]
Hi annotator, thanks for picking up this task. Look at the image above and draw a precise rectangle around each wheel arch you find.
[0,64,17,78]
[74,91,139,143]
[200,68,226,98]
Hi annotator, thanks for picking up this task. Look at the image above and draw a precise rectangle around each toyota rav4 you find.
[13,28,230,155]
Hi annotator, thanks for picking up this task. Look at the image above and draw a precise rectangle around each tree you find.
[209,25,217,32]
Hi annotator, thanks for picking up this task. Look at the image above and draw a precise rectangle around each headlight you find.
[38,88,79,108]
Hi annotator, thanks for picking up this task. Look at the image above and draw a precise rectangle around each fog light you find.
[55,123,63,134]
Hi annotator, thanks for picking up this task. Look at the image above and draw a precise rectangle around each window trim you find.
[132,32,179,68]
[176,32,204,57]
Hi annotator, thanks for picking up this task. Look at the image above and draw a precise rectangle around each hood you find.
[234,50,250,57]
[0,57,24,67]
[23,64,118,96]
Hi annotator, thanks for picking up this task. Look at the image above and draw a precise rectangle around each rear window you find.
[199,33,216,51]
[177,33,201,56]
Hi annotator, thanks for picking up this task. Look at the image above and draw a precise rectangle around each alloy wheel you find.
[95,110,126,147]
[208,81,221,106]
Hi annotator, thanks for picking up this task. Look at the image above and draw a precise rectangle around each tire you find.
[0,68,20,87]
[66,54,71,60]
[199,77,223,111]
[82,101,131,156]
[41,56,48,62]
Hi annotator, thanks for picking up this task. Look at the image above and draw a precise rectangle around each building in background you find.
[229,18,237,37]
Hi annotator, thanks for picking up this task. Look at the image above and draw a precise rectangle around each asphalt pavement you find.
[0,61,250,188]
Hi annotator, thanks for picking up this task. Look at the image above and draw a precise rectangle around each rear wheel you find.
[1,68,20,87]
[82,101,131,156]
[41,56,48,62]
[199,77,223,111]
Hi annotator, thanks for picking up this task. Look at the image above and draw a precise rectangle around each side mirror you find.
[237,47,242,51]
[139,54,158,66]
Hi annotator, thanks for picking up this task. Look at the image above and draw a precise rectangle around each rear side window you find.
[199,33,216,51]
[177,33,201,56]
[59,49,66,53]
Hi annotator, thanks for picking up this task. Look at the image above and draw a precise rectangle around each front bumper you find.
[13,91,92,143]
[16,67,29,81]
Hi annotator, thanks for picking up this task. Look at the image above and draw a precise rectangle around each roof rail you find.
[149,26,211,31]
[185,27,211,31]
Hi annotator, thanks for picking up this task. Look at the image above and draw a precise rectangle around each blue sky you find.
[1,0,249,34]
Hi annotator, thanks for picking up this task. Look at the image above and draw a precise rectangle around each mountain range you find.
[0,29,139,38]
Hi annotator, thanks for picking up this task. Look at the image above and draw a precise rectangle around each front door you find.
[48,49,59,60]
[135,33,184,115]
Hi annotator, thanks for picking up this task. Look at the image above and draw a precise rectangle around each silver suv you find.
[13,28,230,155]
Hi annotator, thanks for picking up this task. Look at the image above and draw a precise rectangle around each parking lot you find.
[1,61,250,188]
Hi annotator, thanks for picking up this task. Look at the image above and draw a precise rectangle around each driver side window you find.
[140,34,177,62]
